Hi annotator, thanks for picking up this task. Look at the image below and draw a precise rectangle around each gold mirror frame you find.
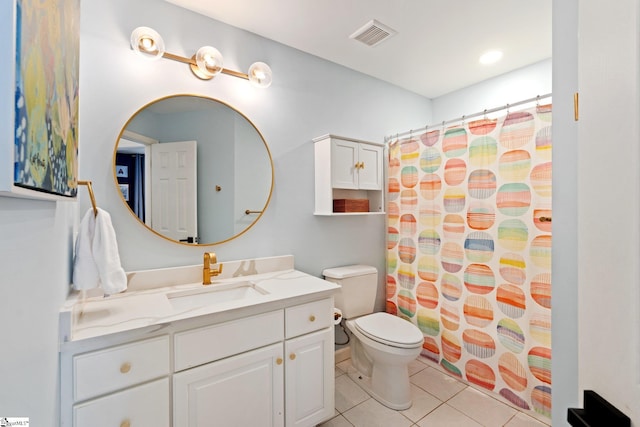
[112,94,274,246]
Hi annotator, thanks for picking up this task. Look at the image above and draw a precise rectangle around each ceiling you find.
[165,0,552,99]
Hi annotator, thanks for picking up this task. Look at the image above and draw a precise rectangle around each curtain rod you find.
[385,92,552,142]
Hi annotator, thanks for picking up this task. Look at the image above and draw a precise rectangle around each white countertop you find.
[60,255,340,342]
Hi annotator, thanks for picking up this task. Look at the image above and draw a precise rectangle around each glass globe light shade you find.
[195,46,224,79]
[130,27,165,60]
[248,62,273,88]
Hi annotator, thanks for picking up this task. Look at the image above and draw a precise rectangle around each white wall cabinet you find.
[313,134,385,215]
[62,297,334,427]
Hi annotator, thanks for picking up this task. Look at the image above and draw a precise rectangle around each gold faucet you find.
[203,252,223,285]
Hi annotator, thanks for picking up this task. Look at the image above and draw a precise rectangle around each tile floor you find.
[319,357,550,427]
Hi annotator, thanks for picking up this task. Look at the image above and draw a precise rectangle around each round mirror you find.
[113,95,273,245]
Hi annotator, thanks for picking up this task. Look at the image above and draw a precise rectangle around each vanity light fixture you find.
[130,26,273,88]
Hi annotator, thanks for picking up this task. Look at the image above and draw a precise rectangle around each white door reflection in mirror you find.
[151,141,198,243]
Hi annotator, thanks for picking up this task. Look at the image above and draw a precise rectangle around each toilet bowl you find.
[345,312,423,410]
[322,265,424,410]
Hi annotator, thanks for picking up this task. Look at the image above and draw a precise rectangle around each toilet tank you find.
[322,265,378,319]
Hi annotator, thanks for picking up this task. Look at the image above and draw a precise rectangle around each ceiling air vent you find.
[350,19,397,47]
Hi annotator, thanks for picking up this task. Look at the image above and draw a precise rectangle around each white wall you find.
[0,198,75,423]
[77,0,433,310]
[551,0,580,425]
[578,0,640,424]
[431,59,552,124]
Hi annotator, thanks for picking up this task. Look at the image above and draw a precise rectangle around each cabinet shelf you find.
[313,134,385,216]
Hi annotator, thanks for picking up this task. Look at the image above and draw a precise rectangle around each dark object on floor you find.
[567,390,630,427]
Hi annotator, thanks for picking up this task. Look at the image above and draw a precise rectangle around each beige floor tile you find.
[400,384,443,422]
[334,374,370,413]
[317,414,354,427]
[410,367,467,401]
[447,387,517,427]
[335,364,345,377]
[336,359,352,374]
[416,404,483,427]
[342,398,413,427]
[408,358,429,376]
[505,412,551,427]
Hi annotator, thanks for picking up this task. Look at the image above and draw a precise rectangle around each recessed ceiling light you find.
[479,50,503,65]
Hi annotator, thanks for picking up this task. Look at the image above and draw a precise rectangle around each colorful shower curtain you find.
[386,104,552,419]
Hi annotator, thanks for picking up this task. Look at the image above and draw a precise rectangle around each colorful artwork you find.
[387,105,552,419]
[14,0,80,197]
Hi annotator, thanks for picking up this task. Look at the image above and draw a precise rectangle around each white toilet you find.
[323,265,424,410]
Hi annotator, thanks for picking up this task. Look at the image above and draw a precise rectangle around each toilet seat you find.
[353,312,423,349]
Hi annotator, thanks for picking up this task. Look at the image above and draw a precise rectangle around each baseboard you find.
[334,346,351,363]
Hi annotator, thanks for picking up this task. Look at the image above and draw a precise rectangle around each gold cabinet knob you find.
[276,357,283,365]
[360,161,365,169]
[120,419,131,427]
[120,362,131,374]
[309,315,316,322]
[289,353,296,360]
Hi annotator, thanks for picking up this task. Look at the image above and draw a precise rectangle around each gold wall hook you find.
[78,180,98,217]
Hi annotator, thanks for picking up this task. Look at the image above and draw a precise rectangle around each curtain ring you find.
[536,95,540,106]
[461,115,466,126]
[506,103,510,114]
[483,109,488,120]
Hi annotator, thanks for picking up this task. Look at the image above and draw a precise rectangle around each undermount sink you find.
[167,281,269,310]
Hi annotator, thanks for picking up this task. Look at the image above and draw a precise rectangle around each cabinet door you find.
[357,143,383,190]
[330,139,359,189]
[174,343,284,427]
[285,328,334,427]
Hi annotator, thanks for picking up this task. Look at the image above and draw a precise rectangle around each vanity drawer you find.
[285,298,333,338]
[73,335,170,402]
[73,377,169,427]
[174,309,284,371]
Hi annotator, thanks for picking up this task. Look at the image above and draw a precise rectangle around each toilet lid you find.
[353,312,423,348]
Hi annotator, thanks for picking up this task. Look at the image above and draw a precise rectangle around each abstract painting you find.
[14,0,80,197]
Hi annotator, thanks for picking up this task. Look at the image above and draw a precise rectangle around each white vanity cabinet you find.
[313,134,385,215]
[174,343,285,427]
[172,299,335,427]
[173,310,286,427]
[284,299,334,427]
[60,268,338,427]
[66,335,171,427]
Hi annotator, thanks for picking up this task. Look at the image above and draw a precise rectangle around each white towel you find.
[72,208,127,295]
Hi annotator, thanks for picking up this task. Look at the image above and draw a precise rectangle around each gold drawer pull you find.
[120,362,131,374]
[276,357,283,365]
[309,315,316,322]
[120,419,131,427]
[289,353,296,361]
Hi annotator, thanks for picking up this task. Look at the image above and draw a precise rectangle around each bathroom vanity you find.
[59,255,339,427]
